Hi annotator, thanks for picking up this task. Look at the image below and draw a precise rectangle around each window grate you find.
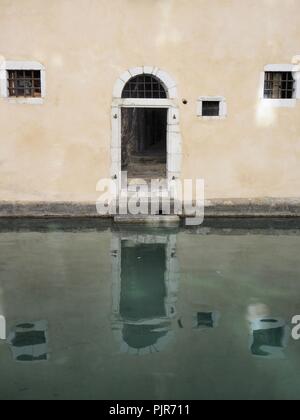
[202,101,220,117]
[7,70,41,98]
[122,74,167,99]
[264,72,295,99]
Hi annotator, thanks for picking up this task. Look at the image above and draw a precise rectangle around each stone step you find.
[114,215,180,225]
[127,179,168,189]
[121,178,172,199]
[130,154,166,164]
[127,164,166,176]
[128,164,166,171]
[128,174,167,180]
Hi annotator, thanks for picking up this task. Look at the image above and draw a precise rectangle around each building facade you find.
[0,0,299,215]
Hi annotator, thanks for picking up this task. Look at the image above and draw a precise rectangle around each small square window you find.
[7,70,42,98]
[197,97,226,119]
[202,101,220,117]
[264,72,295,99]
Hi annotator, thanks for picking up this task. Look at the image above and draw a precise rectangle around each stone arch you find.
[113,66,177,99]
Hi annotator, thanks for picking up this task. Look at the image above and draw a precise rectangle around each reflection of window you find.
[8,70,41,98]
[249,318,288,359]
[122,74,167,99]
[196,312,214,328]
[264,72,295,99]
[194,311,220,329]
[8,321,48,362]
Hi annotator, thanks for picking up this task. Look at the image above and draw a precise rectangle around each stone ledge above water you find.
[0,198,300,218]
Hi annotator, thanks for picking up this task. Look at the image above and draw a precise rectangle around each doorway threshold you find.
[114,215,180,225]
[127,177,168,191]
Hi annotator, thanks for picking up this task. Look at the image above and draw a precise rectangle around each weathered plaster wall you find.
[0,0,299,203]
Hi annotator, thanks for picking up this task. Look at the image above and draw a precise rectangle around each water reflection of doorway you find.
[121,243,166,321]
[111,231,179,355]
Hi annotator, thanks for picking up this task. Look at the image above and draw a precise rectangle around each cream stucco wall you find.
[0,0,299,203]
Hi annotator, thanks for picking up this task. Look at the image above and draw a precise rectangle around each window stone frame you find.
[259,64,300,108]
[197,96,227,120]
[0,60,46,104]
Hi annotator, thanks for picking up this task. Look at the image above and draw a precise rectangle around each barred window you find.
[122,74,167,99]
[8,70,41,98]
[264,72,295,99]
[202,101,220,117]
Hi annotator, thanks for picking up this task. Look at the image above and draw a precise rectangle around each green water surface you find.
[0,219,299,400]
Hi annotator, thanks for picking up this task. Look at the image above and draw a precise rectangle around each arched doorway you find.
[111,67,182,193]
[121,74,168,179]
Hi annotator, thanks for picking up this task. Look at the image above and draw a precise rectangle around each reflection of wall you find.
[111,231,179,355]
[0,315,6,340]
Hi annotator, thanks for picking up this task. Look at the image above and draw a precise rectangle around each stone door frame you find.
[111,67,182,194]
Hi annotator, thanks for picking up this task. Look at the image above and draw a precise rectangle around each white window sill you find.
[261,98,297,108]
[4,97,44,105]
[200,116,226,121]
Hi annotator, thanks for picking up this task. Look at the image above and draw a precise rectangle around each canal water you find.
[0,218,299,400]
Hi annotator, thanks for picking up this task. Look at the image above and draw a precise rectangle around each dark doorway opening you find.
[121,108,167,179]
